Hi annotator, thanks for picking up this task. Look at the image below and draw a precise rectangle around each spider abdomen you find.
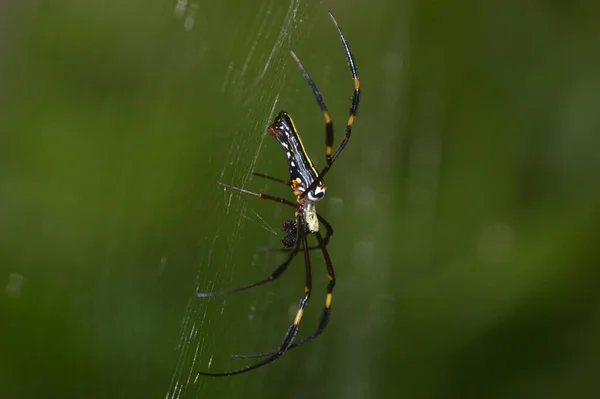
[268,111,327,201]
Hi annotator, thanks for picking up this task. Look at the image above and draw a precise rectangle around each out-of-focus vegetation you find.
[1,1,599,398]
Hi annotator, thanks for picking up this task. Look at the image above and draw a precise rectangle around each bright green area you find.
[1,1,599,398]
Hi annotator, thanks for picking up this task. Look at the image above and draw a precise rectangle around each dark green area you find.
[1,1,599,398]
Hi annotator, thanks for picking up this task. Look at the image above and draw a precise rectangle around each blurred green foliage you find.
[1,0,599,398]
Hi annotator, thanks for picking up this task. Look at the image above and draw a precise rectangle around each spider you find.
[197,11,360,377]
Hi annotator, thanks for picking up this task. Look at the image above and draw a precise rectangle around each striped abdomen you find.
[268,111,326,202]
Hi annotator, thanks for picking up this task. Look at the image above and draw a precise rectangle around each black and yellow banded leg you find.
[329,11,360,164]
[332,74,360,163]
[300,12,361,200]
[288,230,335,348]
[231,230,335,360]
[289,51,334,167]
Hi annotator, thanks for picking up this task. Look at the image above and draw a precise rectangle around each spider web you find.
[165,0,305,397]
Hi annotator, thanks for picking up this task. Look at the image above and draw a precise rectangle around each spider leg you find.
[231,230,335,360]
[217,181,298,208]
[198,216,313,377]
[196,243,300,297]
[251,172,290,186]
[288,50,334,166]
[300,12,361,200]
[196,182,301,297]
[328,11,360,165]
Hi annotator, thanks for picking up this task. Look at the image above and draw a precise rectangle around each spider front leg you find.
[299,12,361,199]
[199,215,314,377]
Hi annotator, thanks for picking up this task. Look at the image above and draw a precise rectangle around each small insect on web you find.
[196,11,360,377]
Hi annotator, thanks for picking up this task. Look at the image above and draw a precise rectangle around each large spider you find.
[197,11,360,377]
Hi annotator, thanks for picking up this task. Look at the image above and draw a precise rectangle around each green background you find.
[2,0,600,398]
